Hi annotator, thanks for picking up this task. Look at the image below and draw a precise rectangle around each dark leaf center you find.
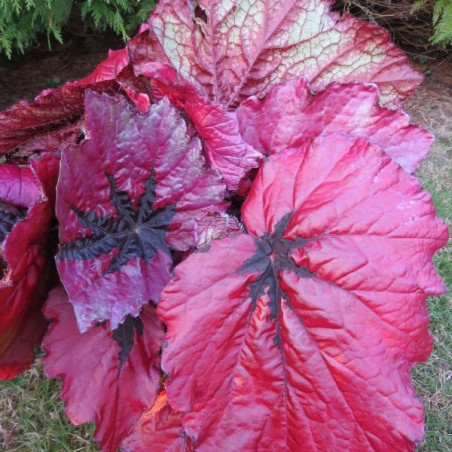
[58,171,176,275]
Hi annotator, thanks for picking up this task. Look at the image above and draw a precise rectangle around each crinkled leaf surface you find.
[42,287,164,452]
[121,390,195,452]
[148,0,422,109]
[56,91,228,332]
[0,154,58,379]
[133,62,262,190]
[237,78,434,173]
[159,133,448,451]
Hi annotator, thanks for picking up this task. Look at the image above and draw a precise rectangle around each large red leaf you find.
[147,0,422,109]
[237,78,434,173]
[0,154,58,380]
[121,390,195,452]
[56,91,228,332]
[158,133,448,450]
[42,287,164,452]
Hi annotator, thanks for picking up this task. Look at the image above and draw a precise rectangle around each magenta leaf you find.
[122,390,195,452]
[158,133,448,450]
[147,0,422,109]
[237,78,434,173]
[42,287,164,452]
[56,91,228,332]
[0,153,58,379]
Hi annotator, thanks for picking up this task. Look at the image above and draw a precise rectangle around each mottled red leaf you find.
[0,154,58,379]
[42,287,164,452]
[159,133,448,450]
[121,390,195,452]
[56,91,228,332]
[237,78,434,173]
[147,0,422,109]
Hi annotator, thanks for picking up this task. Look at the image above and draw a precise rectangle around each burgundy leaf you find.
[126,24,170,73]
[42,287,164,452]
[56,91,228,332]
[0,48,131,155]
[147,0,422,109]
[237,78,434,173]
[18,121,83,157]
[121,390,195,452]
[159,133,448,450]
[0,81,116,155]
[0,154,58,379]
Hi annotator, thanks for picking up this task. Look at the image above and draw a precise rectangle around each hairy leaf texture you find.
[42,287,164,452]
[0,153,58,379]
[56,91,228,332]
[237,78,434,173]
[121,391,195,452]
[147,0,423,109]
[159,133,448,451]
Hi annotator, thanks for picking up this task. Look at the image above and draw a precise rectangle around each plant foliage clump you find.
[0,0,157,59]
[0,0,448,451]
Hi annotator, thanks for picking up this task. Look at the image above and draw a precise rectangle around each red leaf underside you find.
[56,91,228,332]
[42,287,164,452]
[159,133,448,451]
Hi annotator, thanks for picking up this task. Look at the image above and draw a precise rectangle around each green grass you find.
[0,355,97,451]
[412,135,452,451]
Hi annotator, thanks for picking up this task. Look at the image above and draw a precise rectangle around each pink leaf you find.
[237,78,434,173]
[42,287,164,452]
[158,133,448,450]
[147,0,422,109]
[56,91,228,332]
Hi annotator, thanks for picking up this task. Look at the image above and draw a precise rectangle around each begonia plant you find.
[0,1,448,451]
